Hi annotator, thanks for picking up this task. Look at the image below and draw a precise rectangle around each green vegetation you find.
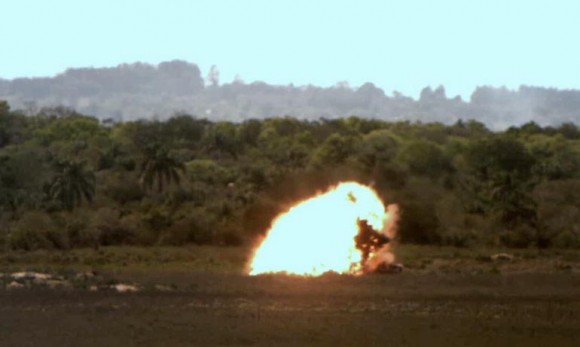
[1,99,579,251]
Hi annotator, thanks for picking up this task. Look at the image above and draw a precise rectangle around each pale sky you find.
[1,0,579,98]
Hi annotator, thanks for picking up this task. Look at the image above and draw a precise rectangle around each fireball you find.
[247,182,398,276]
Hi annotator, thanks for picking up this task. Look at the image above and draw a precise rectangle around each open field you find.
[1,245,580,346]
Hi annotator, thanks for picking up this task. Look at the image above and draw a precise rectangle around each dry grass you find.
[1,244,579,275]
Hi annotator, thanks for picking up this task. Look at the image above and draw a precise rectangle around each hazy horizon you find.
[2,59,579,130]
[2,0,579,99]
[4,59,577,102]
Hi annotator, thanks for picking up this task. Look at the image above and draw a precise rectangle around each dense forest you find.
[1,99,579,251]
[2,60,580,129]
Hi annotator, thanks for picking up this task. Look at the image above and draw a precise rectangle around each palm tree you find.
[48,160,96,211]
[139,144,185,192]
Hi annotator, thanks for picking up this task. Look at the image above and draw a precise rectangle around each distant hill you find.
[1,60,579,129]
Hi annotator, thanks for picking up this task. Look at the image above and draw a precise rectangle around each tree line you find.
[2,60,580,129]
[0,100,579,251]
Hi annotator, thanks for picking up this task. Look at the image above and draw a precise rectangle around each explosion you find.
[247,182,398,276]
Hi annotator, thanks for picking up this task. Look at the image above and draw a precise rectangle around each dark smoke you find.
[355,219,390,267]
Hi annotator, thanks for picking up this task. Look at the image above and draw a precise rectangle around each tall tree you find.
[48,160,96,211]
[460,136,537,227]
[139,144,185,192]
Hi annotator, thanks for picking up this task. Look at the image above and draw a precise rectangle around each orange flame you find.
[247,182,398,276]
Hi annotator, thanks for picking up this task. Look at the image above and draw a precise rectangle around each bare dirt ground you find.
[1,246,580,346]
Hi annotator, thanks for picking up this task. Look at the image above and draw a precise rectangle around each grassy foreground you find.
[1,244,579,274]
[1,245,580,346]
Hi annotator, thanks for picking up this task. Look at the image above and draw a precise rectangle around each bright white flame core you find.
[248,182,396,276]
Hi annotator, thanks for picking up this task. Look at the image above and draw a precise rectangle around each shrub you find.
[499,225,539,248]
[118,213,142,244]
[440,228,480,248]
[142,207,172,232]
[159,219,194,245]
[8,211,65,250]
[398,202,441,244]
[59,211,97,248]
[215,227,244,246]
[0,217,10,249]
[165,187,194,208]
[159,209,216,246]
[242,196,280,236]
[92,208,135,246]
[535,180,580,248]
[553,230,580,249]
